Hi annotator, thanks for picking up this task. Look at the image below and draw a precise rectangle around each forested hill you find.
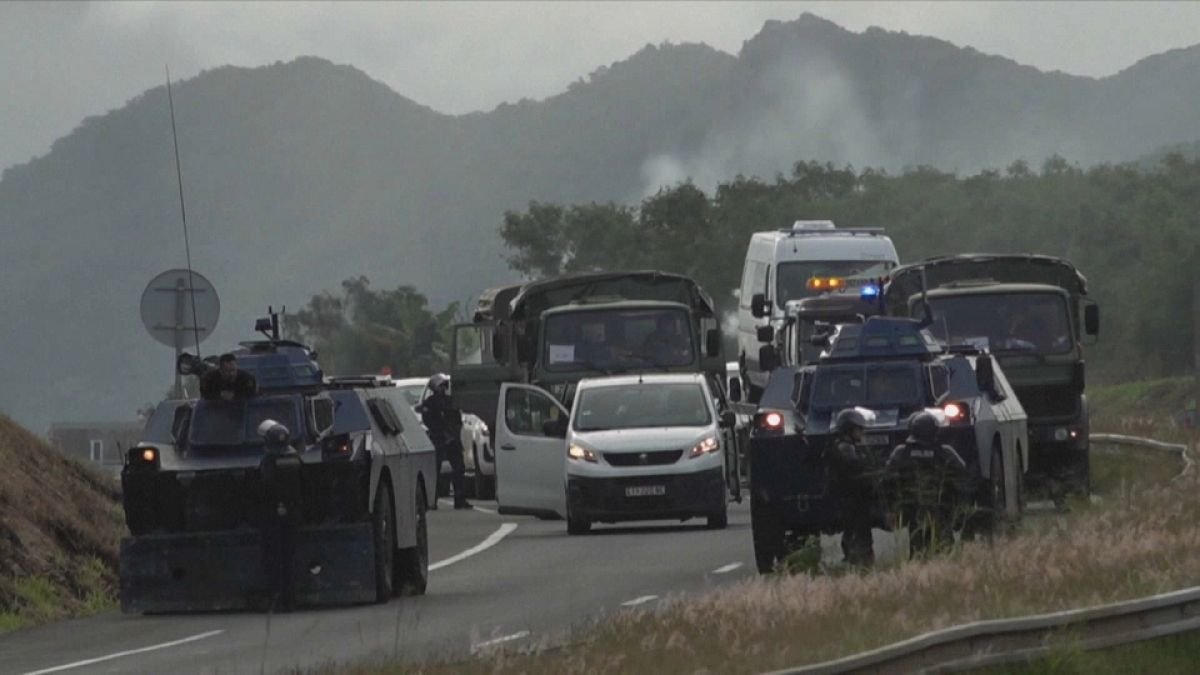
[3,13,1200,429]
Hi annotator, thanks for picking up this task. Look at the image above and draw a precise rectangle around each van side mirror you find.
[728,376,743,403]
[720,411,737,428]
[706,328,721,358]
[759,345,780,372]
[1084,303,1100,337]
[751,294,770,319]
[756,325,774,343]
[542,418,567,438]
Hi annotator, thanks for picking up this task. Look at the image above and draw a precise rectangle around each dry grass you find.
[343,420,1199,675]
[0,414,125,631]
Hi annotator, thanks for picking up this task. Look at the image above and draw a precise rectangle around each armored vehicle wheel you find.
[373,480,397,602]
[396,484,429,596]
[751,499,786,573]
[566,507,591,535]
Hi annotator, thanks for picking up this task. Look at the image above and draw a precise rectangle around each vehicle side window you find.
[504,388,563,437]
[793,371,812,409]
[928,364,951,402]
[330,391,372,433]
[367,397,403,435]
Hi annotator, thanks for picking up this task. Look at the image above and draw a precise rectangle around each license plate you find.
[864,434,892,446]
[625,485,666,497]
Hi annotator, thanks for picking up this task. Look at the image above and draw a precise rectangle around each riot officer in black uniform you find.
[830,408,878,567]
[419,373,471,510]
[882,411,971,555]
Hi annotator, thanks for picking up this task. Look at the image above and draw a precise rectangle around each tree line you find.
[500,156,1200,385]
[293,155,1200,386]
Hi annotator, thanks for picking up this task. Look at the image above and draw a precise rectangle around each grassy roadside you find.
[340,383,1198,675]
[0,415,124,634]
[967,629,1200,674]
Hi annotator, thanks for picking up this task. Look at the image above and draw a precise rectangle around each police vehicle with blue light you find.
[748,312,1028,573]
[120,310,437,612]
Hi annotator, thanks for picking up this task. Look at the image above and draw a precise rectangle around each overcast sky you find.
[4,1,1200,171]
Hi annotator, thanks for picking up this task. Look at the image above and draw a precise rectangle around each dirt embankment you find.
[0,414,125,630]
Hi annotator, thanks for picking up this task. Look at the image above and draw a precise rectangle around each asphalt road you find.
[2,499,908,675]
[3,499,816,675]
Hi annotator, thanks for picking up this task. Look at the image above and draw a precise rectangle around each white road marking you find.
[470,630,531,652]
[23,630,225,675]
[621,595,659,607]
[430,522,518,571]
[438,498,498,514]
[712,562,743,574]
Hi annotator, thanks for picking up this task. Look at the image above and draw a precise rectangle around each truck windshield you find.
[927,292,1072,355]
[573,382,711,431]
[543,307,694,372]
[811,364,922,408]
[188,396,303,447]
[776,261,891,308]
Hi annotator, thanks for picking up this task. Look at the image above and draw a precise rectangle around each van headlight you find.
[568,444,598,463]
[688,435,719,459]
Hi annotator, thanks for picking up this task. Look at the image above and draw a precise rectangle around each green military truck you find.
[885,255,1099,497]
[450,271,742,514]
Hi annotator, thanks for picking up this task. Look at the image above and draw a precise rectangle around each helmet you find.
[427,373,451,393]
[908,411,939,445]
[834,408,869,434]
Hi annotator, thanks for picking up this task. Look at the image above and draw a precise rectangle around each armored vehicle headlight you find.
[568,444,598,463]
[943,402,967,421]
[1054,427,1069,441]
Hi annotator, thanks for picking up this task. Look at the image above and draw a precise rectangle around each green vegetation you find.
[968,630,1200,674]
[283,276,460,377]
[501,156,1200,387]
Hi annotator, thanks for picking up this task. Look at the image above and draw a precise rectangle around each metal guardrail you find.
[1091,433,1192,481]
[766,586,1200,675]
[765,434,1196,675]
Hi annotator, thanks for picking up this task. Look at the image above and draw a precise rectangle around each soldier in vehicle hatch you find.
[199,353,258,401]
[830,408,878,567]
[882,411,972,555]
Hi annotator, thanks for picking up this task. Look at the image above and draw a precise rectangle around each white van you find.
[491,373,739,533]
[735,220,899,401]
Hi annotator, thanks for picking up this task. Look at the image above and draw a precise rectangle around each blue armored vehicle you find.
[121,311,437,612]
[749,315,1028,573]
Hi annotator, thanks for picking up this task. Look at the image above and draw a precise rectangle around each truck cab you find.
[885,255,1099,497]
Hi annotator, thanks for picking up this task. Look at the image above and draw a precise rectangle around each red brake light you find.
[759,411,785,431]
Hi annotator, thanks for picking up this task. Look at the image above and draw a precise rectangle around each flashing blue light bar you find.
[860,285,880,298]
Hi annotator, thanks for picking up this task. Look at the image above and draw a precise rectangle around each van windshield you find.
[776,261,893,308]
[573,383,711,431]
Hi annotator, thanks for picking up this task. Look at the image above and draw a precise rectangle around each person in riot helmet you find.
[199,353,258,401]
[419,373,471,509]
[882,411,971,555]
[829,407,878,567]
